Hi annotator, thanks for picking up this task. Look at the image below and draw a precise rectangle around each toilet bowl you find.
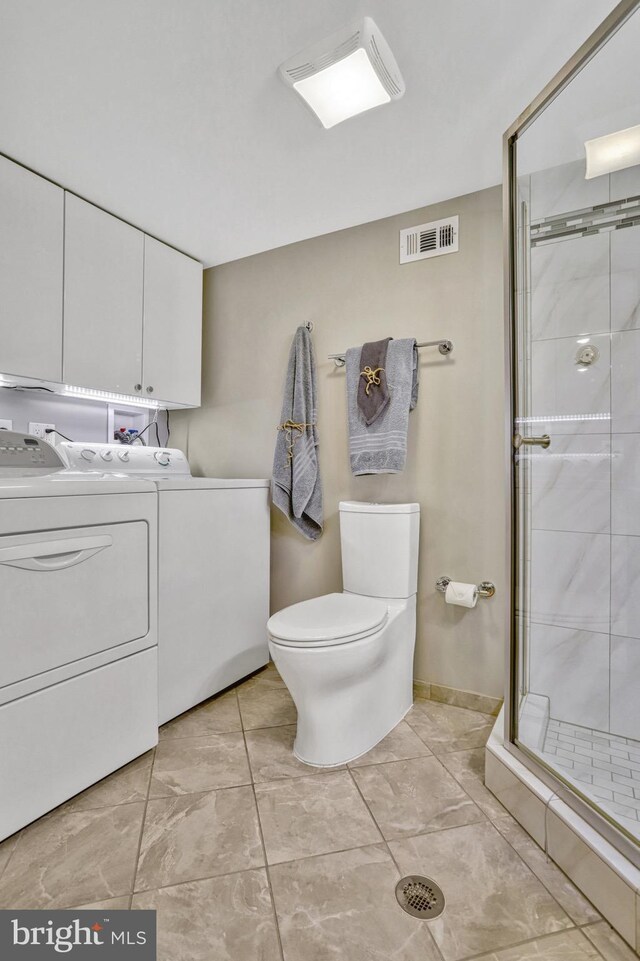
[267,501,419,767]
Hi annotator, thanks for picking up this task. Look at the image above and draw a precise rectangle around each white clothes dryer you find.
[0,432,158,841]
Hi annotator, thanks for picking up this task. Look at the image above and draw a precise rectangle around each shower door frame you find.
[503,0,640,869]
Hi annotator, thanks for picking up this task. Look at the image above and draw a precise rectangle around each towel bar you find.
[329,339,453,367]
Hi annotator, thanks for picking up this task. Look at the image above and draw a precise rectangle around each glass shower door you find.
[510,4,640,848]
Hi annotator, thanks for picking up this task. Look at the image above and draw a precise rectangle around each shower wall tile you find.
[612,329,640,433]
[612,434,640,535]
[611,164,640,201]
[531,333,611,434]
[530,530,610,634]
[531,234,609,340]
[523,159,640,835]
[610,636,640,739]
[530,160,609,221]
[529,624,609,730]
[611,225,640,332]
[611,535,640,639]
[530,434,610,534]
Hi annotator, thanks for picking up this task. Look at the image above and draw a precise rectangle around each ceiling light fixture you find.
[278,17,405,129]
[585,123,640,179]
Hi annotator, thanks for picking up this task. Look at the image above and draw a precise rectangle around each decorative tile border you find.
[530,194,640,246]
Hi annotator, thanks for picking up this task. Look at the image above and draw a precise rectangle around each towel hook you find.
[305,321,314,332]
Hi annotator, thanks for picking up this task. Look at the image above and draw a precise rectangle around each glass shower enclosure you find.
[505,0,640,865]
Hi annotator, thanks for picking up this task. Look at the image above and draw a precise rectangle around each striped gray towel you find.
[272,326,323,539]
[346,338,418,475]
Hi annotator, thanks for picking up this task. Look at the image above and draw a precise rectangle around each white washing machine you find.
[0,432,158,841]
[60,441,270,724]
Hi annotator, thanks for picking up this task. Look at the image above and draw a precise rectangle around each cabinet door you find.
[142,236,202,406]
[0,156,64,381]
[63,194,143,394]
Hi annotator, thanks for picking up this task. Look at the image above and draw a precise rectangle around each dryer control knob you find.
[154,452,171,466]
[101,451,113,461]
[118,451,130,462]
[81,449,96,461]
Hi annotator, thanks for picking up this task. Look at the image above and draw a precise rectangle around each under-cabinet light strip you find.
[63,385,161,409]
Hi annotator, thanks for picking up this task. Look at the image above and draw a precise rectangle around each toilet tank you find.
[339,502,420,599]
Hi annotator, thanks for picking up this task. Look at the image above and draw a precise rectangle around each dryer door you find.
[0,522,149,687]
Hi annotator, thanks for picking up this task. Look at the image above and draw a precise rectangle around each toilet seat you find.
[268,593,388,648]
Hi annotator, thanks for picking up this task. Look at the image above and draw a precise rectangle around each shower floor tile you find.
[542,718,640,840]
[0,667,607,960]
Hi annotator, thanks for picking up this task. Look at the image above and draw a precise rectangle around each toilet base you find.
[292,702,413,768]
[270,594,416,768]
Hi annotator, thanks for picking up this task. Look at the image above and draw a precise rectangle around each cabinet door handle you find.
[134,384,142,392]
[146,386,154,393]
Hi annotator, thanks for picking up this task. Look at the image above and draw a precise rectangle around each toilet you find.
[267,501,420,767]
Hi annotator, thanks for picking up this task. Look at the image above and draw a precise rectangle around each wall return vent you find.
[400,216,459,264]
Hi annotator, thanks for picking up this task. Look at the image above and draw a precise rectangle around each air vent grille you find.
[285,32,361,83]
[368,36,402,96]
[400,216,459,264]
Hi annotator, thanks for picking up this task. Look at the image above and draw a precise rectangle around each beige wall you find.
[173,185,506,699]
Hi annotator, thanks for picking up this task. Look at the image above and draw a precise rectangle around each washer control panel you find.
[60,442,191,477]
[0,431,66,474]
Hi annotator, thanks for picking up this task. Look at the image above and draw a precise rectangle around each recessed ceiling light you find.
[278,17,405,129]
[585,123,640,179]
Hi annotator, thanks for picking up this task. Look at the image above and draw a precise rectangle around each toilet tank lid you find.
[268,593,388,643]
[339,501,420,514]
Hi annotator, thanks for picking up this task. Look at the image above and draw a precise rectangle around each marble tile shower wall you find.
[521,159,640,740]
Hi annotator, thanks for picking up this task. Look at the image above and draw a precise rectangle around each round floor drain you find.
[395,876,445,919]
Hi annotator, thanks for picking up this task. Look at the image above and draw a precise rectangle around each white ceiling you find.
[0,0,619,266]
[519,7,640,176]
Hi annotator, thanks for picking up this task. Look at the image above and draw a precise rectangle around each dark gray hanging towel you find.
[272,326,323,540]
[357,337,392,426]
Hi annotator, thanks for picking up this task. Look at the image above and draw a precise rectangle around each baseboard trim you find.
[413,679,502,717]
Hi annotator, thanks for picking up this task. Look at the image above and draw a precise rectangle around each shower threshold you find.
[486,710,640,951]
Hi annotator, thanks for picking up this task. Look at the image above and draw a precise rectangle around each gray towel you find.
[357,337,392,426]
[272,326,323,540]
[346,338,419,475]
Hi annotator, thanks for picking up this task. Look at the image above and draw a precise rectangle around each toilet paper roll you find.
[445,581,477,609]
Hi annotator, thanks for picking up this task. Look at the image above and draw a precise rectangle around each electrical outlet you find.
[28,422,55,442]
[0,419,12,431]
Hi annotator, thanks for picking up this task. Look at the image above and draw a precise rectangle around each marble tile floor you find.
[541,718,640,842]
[0,662,635,961]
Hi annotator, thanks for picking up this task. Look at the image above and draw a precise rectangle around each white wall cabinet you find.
[63,194,144,395]
[63,195,202,405]
[0,156,64,382]
[0,159,202,407]
[142,236,202,406]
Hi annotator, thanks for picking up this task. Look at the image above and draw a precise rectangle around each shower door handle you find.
[513,434,551,450]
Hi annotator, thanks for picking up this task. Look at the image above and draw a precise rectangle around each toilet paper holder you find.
[435,576,496,599]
